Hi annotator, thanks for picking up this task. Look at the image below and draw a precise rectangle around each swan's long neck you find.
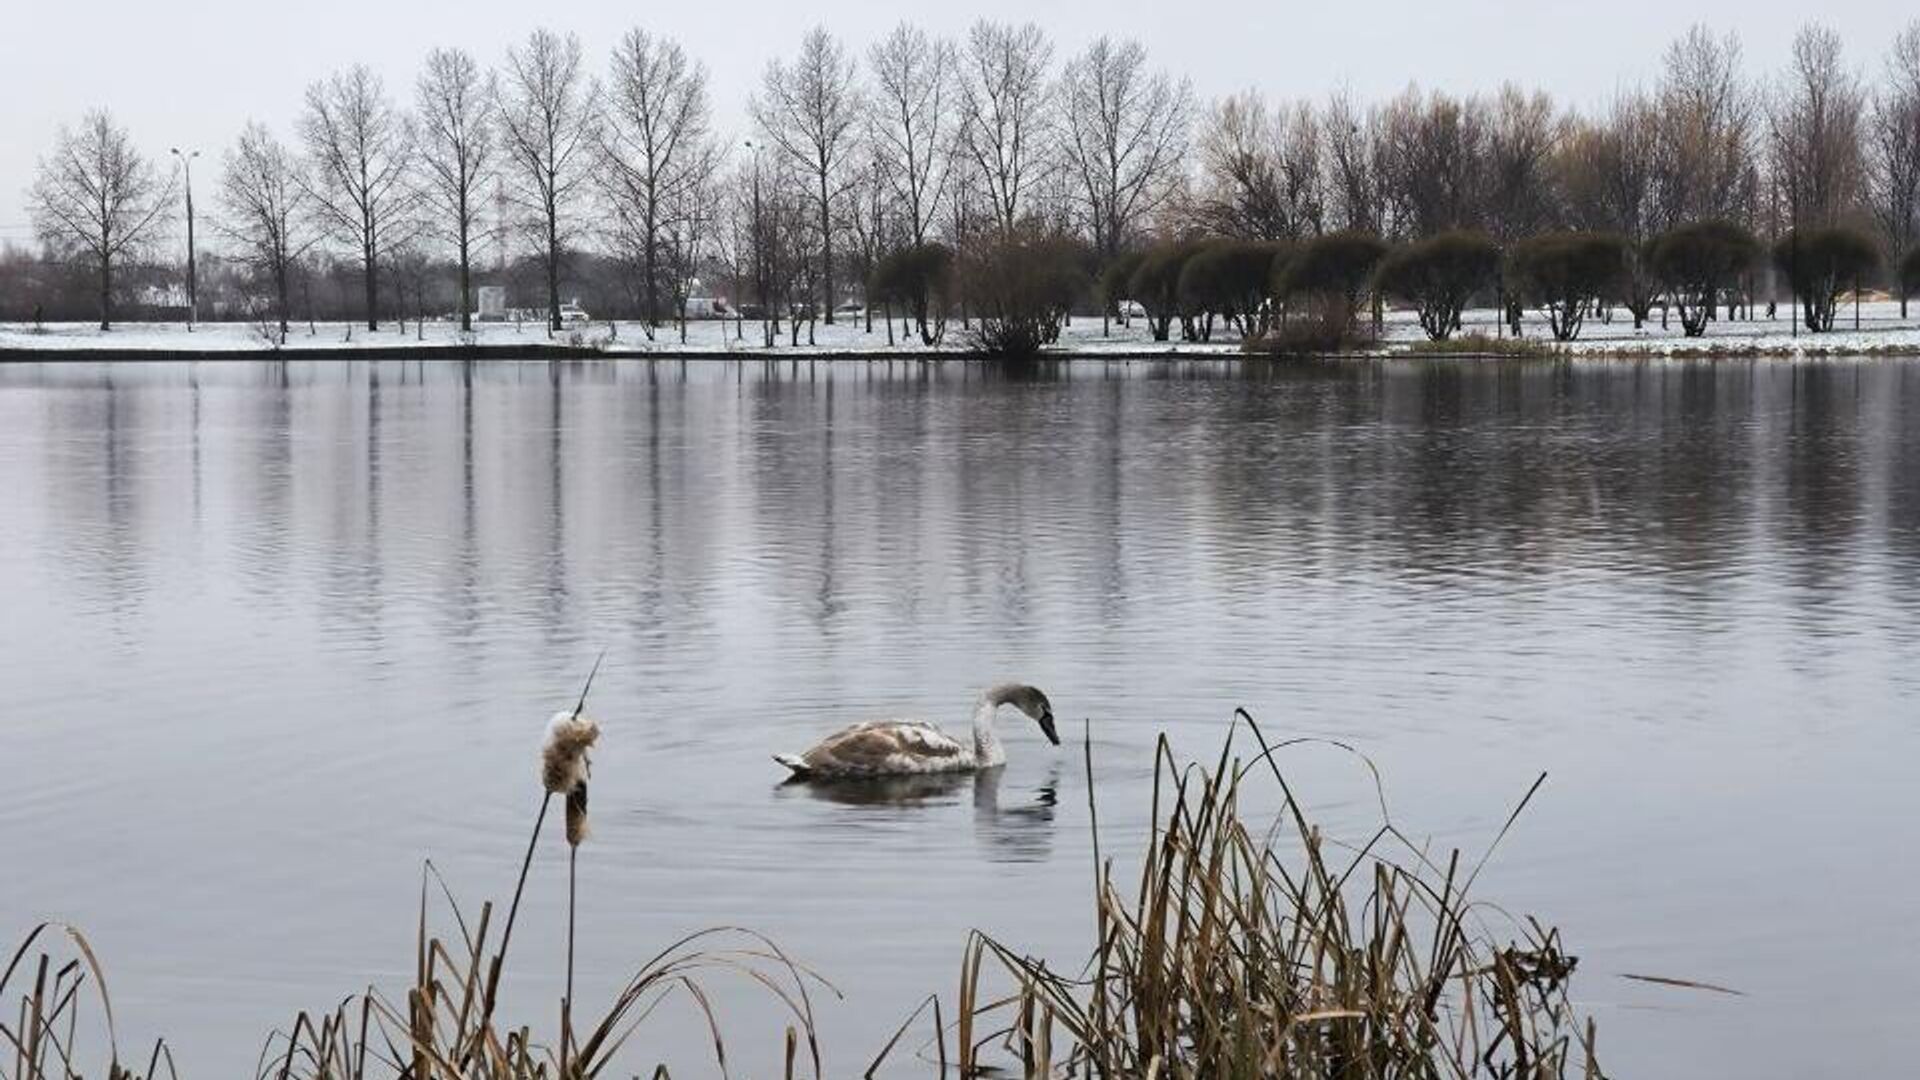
[970,698,1006,768]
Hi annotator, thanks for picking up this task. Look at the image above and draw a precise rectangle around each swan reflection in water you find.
[779,763,1061,863]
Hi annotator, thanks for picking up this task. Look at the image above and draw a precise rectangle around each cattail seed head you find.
[542,711,600,796]
[565,782,590,846]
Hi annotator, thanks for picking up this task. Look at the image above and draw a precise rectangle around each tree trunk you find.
[364,246,380,332]
[98,256,112,332]
[276,260,291,341]
[546,195,562,333]
[819,173,835,324]
[644,213,660,330]
[458,227,473,334]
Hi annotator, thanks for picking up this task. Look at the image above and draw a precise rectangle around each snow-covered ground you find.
[4,302,1918,357]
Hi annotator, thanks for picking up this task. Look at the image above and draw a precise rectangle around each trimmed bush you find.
[1773,227,1880,333]
[1649,221,1761,337]
[1373,231,1500,341]
[1274,230,1387,333]
[1504,232,1629,341]
[1127,241,1206,342]
[869,242,955,346]
[1179,240,1286,339]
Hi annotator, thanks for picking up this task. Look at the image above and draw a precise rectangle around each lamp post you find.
[745,139,767,346]
[171,148,200,331]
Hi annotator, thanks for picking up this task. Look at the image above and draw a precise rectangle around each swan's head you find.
[998,684,1059,746]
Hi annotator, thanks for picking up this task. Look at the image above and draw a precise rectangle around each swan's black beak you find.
[1038,709,1060,746]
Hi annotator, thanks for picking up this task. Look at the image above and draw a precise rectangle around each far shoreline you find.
[5,342,1919,363]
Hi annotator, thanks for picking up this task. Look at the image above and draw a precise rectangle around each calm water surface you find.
[2,357,1917,1077]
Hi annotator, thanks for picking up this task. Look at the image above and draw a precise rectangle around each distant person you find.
[1766,300,1777,320]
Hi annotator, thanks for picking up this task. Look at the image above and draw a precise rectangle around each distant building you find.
[476,286,507,321]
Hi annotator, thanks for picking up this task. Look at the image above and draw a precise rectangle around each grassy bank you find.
[5,712,1603,1079]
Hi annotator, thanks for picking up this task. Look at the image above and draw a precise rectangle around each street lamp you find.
[745,139,766,344]
[171,148,200,331]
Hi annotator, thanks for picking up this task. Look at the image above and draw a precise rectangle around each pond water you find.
[1,357,1916,1077]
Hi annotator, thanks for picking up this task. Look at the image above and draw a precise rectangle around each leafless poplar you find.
[496,28,601,332]
[752,27,863,323]
[298,64,415,330]
[219,121,314,340]
[868,23,956,246]
[29,110,174,330]
[415,47,495,332]
[1057,37,1192,258]
[602,29,717,334]
[957,21,1055,233]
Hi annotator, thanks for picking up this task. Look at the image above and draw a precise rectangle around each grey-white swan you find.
[774,683,1058,780]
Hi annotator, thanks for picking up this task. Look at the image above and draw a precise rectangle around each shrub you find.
[1398,332,1562,358]
[870,242,955,345]
[1127,240,1205,342]
[1274,230,1387,334]
[1773,226,1880,333]
[1504,232,1629,341]
[1242,310,1377,357]
[1374,231,1501,341]
[1179,239,1285,339]
[962,228,1091,357]
[1649,221,1761,337]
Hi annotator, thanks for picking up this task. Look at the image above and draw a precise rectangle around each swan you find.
[774,683,1059,780]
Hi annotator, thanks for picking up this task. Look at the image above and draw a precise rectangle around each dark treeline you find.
[12,20,1920,348]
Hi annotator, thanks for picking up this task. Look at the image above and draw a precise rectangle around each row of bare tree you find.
[24,21,1920,332]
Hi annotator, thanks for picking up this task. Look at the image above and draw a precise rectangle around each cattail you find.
[541,710,599,796]
[564,782,590,846]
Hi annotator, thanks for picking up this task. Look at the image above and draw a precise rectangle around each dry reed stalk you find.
[910,713,1608,1079]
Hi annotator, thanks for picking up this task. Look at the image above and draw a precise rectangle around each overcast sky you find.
[2,0,1913,242]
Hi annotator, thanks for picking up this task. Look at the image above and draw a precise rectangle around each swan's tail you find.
[773,753,811,777]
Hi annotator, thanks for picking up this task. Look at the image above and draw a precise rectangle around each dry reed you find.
[915,711,1605,1079]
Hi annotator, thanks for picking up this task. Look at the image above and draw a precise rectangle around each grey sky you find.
[1,0,1912,242]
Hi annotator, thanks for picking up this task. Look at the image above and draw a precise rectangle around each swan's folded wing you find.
[805,721,965,774]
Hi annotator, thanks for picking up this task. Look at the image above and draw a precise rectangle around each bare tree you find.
[1057,38,1191,259]
[219,121,314,341]
[415,47,495,333]
[1869,21,1920,313]
[658,170,714,344]
[753,26,862,323]
[299,64,415,331]
[1484,85,1563,242]
[1769,24,1866,231]
[29,110,174,330]
[1323,89,1392,236]
[602,29,717,336]
[496,28,601,333]
[958,21,1055,233]
[868,23,956,246]
[1381,87,1490,238]
[1196,92,1324,241]
[1658,26,1759,228]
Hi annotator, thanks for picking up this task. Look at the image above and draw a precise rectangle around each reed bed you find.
[6,702,1606,1079]
[929,712,1602,1078]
